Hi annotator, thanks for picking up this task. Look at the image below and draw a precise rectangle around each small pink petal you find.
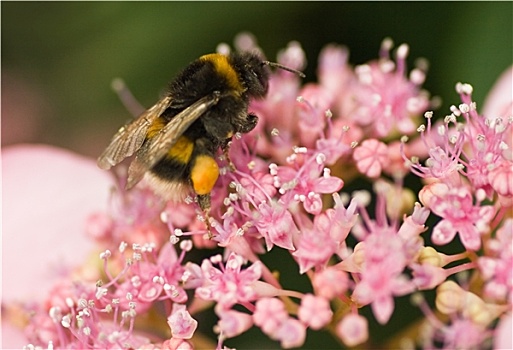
[2,144,113,303]
[431,220,457,246]
[372,295,394,324]
[458,225,482,251]
[313,176,344,194]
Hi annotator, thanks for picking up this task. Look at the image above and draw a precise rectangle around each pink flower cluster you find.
[4,34,511,349]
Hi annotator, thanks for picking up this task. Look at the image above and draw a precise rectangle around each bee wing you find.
[97,96,173,170]
[126,92,221,189]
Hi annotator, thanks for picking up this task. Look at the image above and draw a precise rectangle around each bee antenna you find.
[263,61,306,78]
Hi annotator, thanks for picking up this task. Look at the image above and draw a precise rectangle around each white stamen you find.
[180,240,193,252]
[169,235,179,245]
[397,43,409,59]
[458,103,470,113]
[316,153,326,164]
[100,250,111,260]
[409,68,425,85]
[294,146,308,154]
[61,315,71,328]
[456,82,473,95]
[380,60,395,74]
[450,105,461,117]
[172,228,183,237]
[381,37,394,52]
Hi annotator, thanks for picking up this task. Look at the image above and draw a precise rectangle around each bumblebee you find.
[97,51,304,222]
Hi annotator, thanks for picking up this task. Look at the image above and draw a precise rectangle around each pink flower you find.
[487,160,513,207]
[292,213,337,273]
[349,40,429,137]
[352,264,414,324]
[426,183,495,250]
[443,319,490,349]
[271,152,343,214]
[297,294,333,330]
[350,229,415,324]
[195,253,262,309]
[397,202,430,241]
[296,84,332,147]
[336,313,369,347]
[317,44,354,116]
[353,139,389,178]
[253,200,297,251]
[167,304,198,340]
[410,263,448,290]
[253,298,288,335]
[478,218,512,301]
[325,194,359,242]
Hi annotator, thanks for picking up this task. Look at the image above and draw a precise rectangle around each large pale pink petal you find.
[482,65,513,119]
[2,144,113,302]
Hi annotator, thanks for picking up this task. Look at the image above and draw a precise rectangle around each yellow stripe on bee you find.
[146,119,194,164]
[191,155,219,195]
[200,53,244,94]
[167,136,194,164]
[147,118,166,139]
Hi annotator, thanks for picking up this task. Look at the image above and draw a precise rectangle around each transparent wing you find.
[97,96,173,170]
[126,92,221,189]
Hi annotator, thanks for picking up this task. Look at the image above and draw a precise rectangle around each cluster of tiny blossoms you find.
[22,34,511,349]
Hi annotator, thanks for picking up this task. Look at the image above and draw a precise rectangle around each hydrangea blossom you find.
[3,33,511,349]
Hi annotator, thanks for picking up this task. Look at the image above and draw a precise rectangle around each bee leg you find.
[239,113,258,134]
[198,194,214,238]
[221,138,236,172]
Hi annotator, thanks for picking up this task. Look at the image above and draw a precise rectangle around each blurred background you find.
[2,2,511,158]
[2,2,512,349]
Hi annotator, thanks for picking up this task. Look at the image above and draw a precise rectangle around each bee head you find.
[232,52,305,99]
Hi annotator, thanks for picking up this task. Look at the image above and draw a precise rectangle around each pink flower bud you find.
[297,294,333,330]
[167,305,198,339]
[336,313,368,347]
[217,310,253,338]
